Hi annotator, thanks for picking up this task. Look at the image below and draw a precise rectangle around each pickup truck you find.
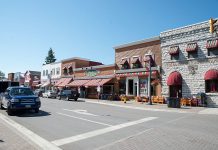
[0,86,41,115]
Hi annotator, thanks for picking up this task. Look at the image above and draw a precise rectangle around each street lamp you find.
[145,54,152,105]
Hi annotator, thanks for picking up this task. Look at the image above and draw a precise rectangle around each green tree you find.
[0,70,5,79]
[45,48,56,64]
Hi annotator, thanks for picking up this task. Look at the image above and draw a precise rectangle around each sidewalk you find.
[82,98,207,114]
[0,115,38,150]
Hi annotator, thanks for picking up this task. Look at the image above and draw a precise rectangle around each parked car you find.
[57,90,79,101]
[0,86,41,115]
[42,90,57,98]
[34,89,44,97]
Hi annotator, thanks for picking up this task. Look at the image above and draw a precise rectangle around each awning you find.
[98,78,112,86]
[119,59,128,65]
[58,78,73,87]
[84,79,102,87]
[186,43,197,52]
[206,39,218,49]
[131,57,139,64]
[169,46,179,55]
[144,55,151,62]
[204,69,218,80]
[67,80,90,87]
[41,81,50,87]
[54,78,72,87]
[167,71,182,86]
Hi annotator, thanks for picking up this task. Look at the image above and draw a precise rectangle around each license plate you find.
[25,105,31,108]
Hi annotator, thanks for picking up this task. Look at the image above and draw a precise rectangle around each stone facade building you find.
[160,20,218,107]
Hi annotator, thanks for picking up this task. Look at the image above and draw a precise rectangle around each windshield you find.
[10,88,34,96]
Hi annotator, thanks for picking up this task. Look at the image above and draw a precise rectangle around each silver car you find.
[42,90,57,98]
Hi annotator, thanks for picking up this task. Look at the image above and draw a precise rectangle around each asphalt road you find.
[0,97,218,150]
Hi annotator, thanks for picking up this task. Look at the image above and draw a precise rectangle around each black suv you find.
[57,90,80,101]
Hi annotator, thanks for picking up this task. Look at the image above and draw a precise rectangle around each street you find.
[0,98,218,150]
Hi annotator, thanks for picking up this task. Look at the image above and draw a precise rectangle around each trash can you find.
[196,93,207,107]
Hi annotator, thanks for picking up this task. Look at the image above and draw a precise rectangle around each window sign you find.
[139,79,147,96]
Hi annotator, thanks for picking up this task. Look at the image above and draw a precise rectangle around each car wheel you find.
[7,108,13,116]
[0,102,4,109]
[35,108,39,113]
[74,98,78,101]
[58,96,61,100]
[66,96,69,101]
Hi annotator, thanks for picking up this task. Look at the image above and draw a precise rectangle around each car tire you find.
[66,96,69,101]
[35,108,39,113]
[58,96,61,100]
[74,98,78,101]
[0,102,4,109]
[7,108,13,116]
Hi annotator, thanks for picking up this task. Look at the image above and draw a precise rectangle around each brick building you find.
[55,57,103,88]
[67,64,116,99]
[114,36,162,98]
[160,19,218,107]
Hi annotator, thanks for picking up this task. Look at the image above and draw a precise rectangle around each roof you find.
[113,36,160,50]
[25,70,41,76]
[61,57,90,62]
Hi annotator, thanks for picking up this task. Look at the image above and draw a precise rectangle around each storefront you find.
[66,64,117,99]
[114,36,162,99]
[160,19,218,107]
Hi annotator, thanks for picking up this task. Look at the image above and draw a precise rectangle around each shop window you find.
[56,67,60,75]
[46,70,48,76]
[132,61,141,69]
[208,48,218,56]
[43,70,45,76]
[188,51,198,59]
[68,67,73,74]
[119,79,126,94]
[205,80,218,93]
[171,54,179,60]
[121,62,130,70]
[63,68,67,74]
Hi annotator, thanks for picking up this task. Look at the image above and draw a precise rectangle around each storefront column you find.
[126,78,128,95]
[137,79,139,97]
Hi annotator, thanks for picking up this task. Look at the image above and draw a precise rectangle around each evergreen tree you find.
[0,70,5,79]
[45,48,56,64]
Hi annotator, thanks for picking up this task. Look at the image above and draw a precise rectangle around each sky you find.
[0,0,218,76]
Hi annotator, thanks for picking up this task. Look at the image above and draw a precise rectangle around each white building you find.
[41,62,62,88]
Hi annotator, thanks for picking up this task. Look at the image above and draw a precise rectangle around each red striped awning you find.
[169,46,179,55]
[55,78,72,87]
[206,39,218,49]
[144,55,151,62]
[119,59,128,65]
[98,78,112,86]
[167,71,182,86]
[186,43,197,52]
[84,79,102,87]
[67,80,90,87]
[204,69,218,80]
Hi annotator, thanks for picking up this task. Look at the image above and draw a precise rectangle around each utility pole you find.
[147,55,152,105]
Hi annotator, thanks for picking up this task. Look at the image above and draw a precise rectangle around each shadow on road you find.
[15,110,51,117]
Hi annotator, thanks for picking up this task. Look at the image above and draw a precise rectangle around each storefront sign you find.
[85,70,99,77]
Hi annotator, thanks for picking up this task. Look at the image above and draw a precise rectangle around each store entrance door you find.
[169,85,182,98]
